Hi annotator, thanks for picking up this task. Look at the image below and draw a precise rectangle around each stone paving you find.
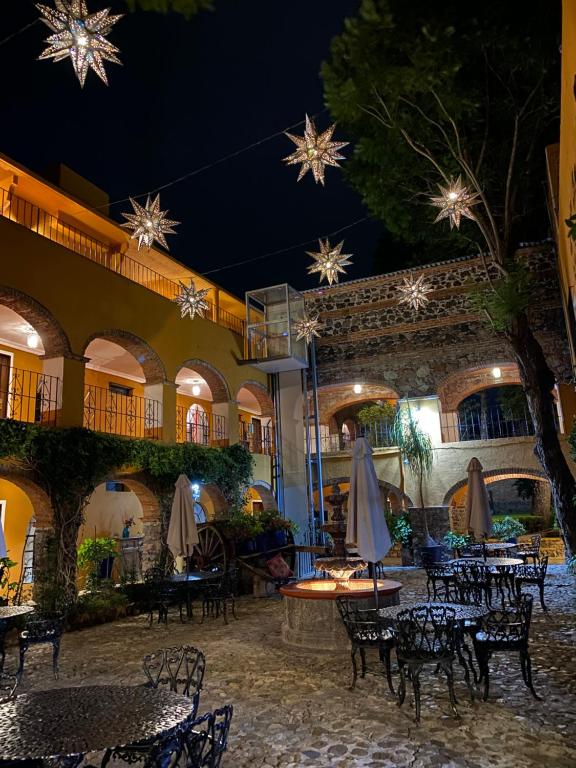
[3,566,576,768]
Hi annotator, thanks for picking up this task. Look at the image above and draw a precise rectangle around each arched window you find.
[193,502,207,524]
[187,404,209,445]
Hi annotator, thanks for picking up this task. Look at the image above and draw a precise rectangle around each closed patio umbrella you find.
[465,457,492,556]
[347,437,392,606]
[0,521,6,558]
[167,474,200,569]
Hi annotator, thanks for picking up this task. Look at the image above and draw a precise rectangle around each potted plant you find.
[77,537,117,590]
[443,531,471,559]
[258,510,298,549]
[392,408,441,563]
[387,511,414,566]
[224,510,264,555]
[492,516,526,543]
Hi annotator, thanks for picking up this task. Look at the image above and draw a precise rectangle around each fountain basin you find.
[280,578,402,652]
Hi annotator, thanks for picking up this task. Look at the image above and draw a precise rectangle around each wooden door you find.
[0,353,11,419]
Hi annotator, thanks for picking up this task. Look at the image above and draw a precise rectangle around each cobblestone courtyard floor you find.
[4,566,576,768]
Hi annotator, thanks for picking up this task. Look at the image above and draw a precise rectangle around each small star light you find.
[122,195,180,251]
[174,281,210,320]
[430,176,480,229]
[294,314,323,344]
[307,239,353,286]
[283,114,348,185]
[397,275,433,310]
[37,1,123,87]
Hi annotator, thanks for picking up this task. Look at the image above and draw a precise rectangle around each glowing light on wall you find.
[492,367,502,379]
[353,384,363,394]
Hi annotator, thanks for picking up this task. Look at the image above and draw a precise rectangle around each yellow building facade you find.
[0,153,276,585]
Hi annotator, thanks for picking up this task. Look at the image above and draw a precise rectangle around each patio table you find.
[0,605,34,620]
[0,685,194,767]
[450,557,523,568]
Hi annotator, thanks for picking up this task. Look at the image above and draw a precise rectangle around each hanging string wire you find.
[200,215,371,276]
[104,108,328,210]
[0,18,40,49]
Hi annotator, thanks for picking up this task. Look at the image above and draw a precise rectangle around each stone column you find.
[408,506,450,548]
[42,355,85,428]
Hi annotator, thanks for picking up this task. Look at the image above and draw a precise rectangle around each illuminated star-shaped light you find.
[430,176,480,229]
[397,275,433,310]
[283,114,348,185]
[122,195,180,251]
[37,1,123,87]
[174,281,211,320]
[307,239,353,285]
[294,314,323,344]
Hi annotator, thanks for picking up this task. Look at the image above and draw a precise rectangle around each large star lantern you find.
[283,114,348,185]
[174,281,210,320]
[307,239,353,286]
[294,314,323,344]
[397,275,433,310]
[122,195,180,251]
[37,1,122,87]
[430,176,480,229]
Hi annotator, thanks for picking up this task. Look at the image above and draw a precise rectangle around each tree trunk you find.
[54,502,83,609]
[506,311,576,556]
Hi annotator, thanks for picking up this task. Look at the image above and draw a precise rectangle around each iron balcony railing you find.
[176,406,228,446]
[0,187,245,337]
[240,421,275,455]
[457,406,535,442]
[314,421,396,453]
[0,364,61,426]
[83,384,162,439]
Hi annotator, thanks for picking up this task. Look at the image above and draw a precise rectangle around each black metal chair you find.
[472,594,539,701]
[515,534,542,565]
[424,563,454,601]
[514,555,549,611]
[457,543,484,559]
[452,561,492,606]
[336,597,395,694]
[201,568,238,625]
[395,605,458,723]
[144,566,186,627]
[17,615,63,679]
[143,645,206,715]
[0,672,18,703]
[181,705,234,768]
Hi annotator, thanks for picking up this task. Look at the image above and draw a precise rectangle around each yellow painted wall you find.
[80,482,143,541]
[0,345,42,374]
[0,479,34,585]
[84,369,145,398]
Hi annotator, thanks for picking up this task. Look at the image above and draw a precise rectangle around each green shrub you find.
[77,537,117,589]
[492,516,526,540]
[492,514,543,534]
[443,531,471,550]
[386,511,412,546]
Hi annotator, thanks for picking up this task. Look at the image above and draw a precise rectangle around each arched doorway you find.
[175,360,231,446]
[236,382,275,456]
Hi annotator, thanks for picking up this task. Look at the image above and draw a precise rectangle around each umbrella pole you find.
[372,565,379,610]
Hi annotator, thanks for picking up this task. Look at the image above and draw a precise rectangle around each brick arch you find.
[177,359,231,403]
[314,475,413,508]
[112,473,163,571]
[312,382,400,425]
[249,480,277,511]
[202,484,229,518]
[0,467,53,529]
[442,467,549,506]
[437,363,521,413]
[0,285,72,359]
[83,330,167,385]
[236,381,274,418]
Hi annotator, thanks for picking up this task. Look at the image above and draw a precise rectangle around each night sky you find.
[1,1,383,298]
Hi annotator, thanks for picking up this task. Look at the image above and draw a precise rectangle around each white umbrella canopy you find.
[167,474,200,562]
[465,457,492,540]
[347,437,392,563]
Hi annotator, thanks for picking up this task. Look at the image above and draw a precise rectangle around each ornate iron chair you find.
[17,615,63,679]
[457,543,484,559]
[0,672,18,703]
[201,568,238,625]
[395,605,458,723]
[181,705,234,768]
[143,645,206,716]
[515,534,542,565]
[144,566,186,627]
[336,597,395,694]
[514,555,549,611]
[424,563,454,601]
[451,561,492,606]
[472,593,539,700]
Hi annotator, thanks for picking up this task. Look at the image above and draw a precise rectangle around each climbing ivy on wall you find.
[0,421,253,607]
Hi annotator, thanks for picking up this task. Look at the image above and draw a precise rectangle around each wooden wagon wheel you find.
[192,524,228,572]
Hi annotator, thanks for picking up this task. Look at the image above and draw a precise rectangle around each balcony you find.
[0,187,245,337]
[83,384,162,439]
[0,364,61,426]
[313,421,396,454]
[240,422,275,455]
[448,406,535,443]
[176,406,228,446]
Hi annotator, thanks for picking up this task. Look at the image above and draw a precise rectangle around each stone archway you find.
[202,484,229,519]
[437,363,521,413]
[249,480,277,511]
[312,382,400,426]
[0,285,72,358]
[113,473,162,571]
[178,359,231,403]
[315,475,413,509]
[82,330,167,385]
[442,467,549,507]
[236,381,274,418]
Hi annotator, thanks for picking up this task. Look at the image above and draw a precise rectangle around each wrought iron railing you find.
[0,364,61,426]
[457,406,534,441]
[314,421,396,453]
[240,421,275,455]
[0,187,245,336]
[176,405,228,446]
[83,384,162,439]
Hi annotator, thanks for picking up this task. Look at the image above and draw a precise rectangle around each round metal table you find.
[450,557,523,568]
[0,605,34,620]
[378,601,488,623]
[0,685,194,764]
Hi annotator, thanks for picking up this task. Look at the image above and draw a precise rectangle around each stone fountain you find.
[280,483,402,652]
